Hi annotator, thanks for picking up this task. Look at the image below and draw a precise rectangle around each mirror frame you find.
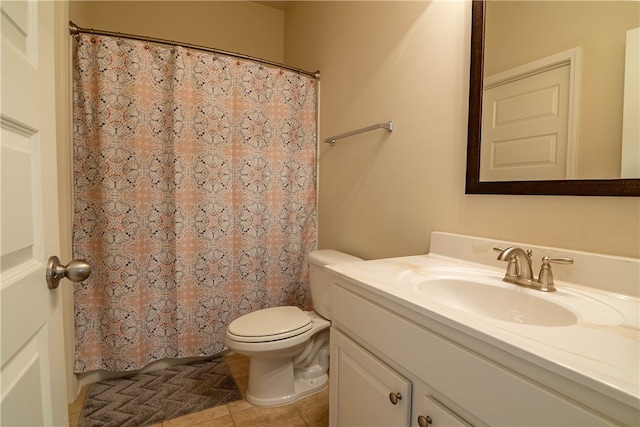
[466,0,640,196]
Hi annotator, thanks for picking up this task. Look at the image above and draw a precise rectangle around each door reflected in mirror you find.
[484,1,638,180]
[466,0,640,196]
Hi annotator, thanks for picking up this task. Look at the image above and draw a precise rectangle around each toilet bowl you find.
[225,250,362,406]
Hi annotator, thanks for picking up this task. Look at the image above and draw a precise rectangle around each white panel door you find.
[1,1,68,425]
[481,64,571,181]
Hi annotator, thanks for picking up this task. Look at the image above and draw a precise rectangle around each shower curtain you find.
[72,33,317,372]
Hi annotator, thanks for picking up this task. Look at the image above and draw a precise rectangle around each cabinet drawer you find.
[332,284,612,426]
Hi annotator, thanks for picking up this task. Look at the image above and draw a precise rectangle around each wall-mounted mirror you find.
[466,0,640,196]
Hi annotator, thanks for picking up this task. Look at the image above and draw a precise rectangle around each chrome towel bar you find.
[324,121,394,146]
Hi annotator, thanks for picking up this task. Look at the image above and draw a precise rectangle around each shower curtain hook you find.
[186,42,191,56]
[90,28,95,43]
[116,32,121,46]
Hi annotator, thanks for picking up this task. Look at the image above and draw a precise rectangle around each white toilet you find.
[225,249,362,406]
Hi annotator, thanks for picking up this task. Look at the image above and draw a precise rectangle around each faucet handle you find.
[543,256,574,265]
[537,256,574,292]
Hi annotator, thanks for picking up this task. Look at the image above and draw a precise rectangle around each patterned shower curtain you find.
[72,34,317,372]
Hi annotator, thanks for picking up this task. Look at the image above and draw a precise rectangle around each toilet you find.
[225,249,362,406]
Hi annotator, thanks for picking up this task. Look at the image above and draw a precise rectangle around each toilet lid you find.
[227,306,312,342]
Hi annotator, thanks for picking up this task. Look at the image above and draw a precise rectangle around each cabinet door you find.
[330,328,411,427]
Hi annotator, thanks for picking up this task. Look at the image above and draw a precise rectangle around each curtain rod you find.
[68,21,320,80]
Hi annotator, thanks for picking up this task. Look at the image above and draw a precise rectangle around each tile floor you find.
[68,353,329,427]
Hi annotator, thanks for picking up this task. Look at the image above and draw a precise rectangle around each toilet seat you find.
[227,306,312,343]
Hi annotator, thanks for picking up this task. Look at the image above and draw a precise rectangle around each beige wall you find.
[69,1,285,63]
[284,1,470,259]
[283,1,639,264]
[485,1,640,179]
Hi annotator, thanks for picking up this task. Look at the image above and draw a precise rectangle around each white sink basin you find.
[414,278,578,326]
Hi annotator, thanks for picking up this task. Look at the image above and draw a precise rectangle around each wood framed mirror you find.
[465,0,640,196]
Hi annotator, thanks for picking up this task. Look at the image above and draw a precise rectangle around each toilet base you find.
[246,371,328,406]
[244,329,330,406]
[227,312,331,407]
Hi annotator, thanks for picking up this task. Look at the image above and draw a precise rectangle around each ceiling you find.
[253,1,291,11]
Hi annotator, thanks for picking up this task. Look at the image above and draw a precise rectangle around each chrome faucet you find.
[494,247,573,292]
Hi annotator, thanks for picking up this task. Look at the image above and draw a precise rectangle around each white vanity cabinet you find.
[329,281,615,427]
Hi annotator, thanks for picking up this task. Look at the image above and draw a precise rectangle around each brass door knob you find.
[389,392,402,405]
[417,415,433,427]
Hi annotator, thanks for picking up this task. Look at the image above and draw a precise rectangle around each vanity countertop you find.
[326,233,640,414]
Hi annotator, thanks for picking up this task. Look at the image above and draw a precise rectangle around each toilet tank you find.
[308,250,363,319]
